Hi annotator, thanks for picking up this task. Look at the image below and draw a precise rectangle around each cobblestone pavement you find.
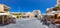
[0,18,48,28]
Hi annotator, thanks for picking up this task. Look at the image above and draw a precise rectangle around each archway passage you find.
[35,15,38,18]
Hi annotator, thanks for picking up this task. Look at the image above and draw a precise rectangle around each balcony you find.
[3,5,9,12]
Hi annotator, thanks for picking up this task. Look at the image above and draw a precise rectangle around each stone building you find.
[0,4,14,25]
[0,4,9,13]
[26,12,35,18]
[32,10,41,18]
[10,12,23,19]
[46,0,60,15]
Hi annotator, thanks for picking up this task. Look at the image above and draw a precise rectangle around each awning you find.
[47,14,54,15]
[0,13,10,15]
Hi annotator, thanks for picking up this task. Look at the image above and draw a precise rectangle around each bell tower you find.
[56,0,60,7]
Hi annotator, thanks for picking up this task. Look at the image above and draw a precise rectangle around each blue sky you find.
[0,0,56,14]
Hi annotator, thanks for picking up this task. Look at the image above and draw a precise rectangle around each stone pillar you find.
[2,16,4,24]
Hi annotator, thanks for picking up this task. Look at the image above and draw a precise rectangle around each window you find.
[4,9,9,12]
